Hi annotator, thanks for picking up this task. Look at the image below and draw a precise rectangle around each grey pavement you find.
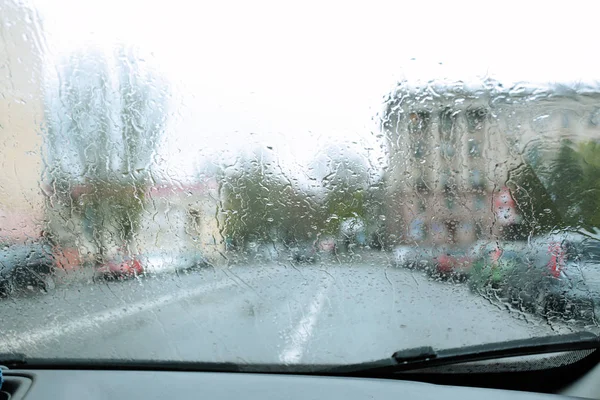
[0,260,581,365]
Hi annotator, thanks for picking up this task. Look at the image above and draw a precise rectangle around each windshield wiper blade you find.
[321,331,600,375]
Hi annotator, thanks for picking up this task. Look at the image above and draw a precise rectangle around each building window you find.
[408,111,431,135]
[431,222,446,240]
[415,177,429,194]
[440,168,451,187]
[409,217,426,240]
[409,111,430,160]
[468,138,482,157]
[445,220,458,244]
[466,108,487,132]
[441,141,455,157]
[443,183,456,210]
[471,169,484,189]
[439,109,457,158]
[414,138,427,159]
[445,196,455,210]
[474,194,486,210]
[459,222,474,237]
[475,222,483,239]
[439,108,455,138]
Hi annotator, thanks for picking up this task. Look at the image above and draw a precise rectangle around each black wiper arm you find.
[1,333,598,375]
[321,331,600,375]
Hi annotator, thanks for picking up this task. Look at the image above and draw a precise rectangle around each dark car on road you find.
[468,239,565,312]
[531,233,600,322]
[0,241,56,297]
[290,242,319,263]
[469,234,600,323]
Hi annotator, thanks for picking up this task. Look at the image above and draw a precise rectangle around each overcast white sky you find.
[31,0,600,181]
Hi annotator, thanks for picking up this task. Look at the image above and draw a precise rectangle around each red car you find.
[431,247,473,280]
[97,255,144,279]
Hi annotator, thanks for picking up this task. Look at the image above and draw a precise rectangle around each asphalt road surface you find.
[0,254,582,365]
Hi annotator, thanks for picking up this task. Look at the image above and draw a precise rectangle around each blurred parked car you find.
[96,254,143,279]
[0,241,56,297]
[394,245,430,270]
[529,233,600,322]
[242,242,279,263]
[469,234,600,323]
[468,240,494,261]
[140,250,209,275]
[468,242,526,293]
[317,237,336,253]
[468,240,559,313]
[428,246,473,281]
[339,217,366,252]
[290,242,319,263]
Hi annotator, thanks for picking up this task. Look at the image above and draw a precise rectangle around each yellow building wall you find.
[0,0,45,242]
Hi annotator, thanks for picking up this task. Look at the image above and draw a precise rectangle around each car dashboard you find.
[2,367,598,400]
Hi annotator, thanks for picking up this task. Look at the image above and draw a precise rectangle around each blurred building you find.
[47,178,226,267]
[382,79,600,246]
[137,179,225,265]
[0,0,46,243]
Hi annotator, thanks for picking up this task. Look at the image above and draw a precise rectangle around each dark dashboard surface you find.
[3,369,577,400]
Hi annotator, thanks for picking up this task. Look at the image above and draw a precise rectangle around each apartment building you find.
[381,80,600,245]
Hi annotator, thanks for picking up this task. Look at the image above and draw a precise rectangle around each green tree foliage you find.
[75,180,145,253]
[44,47,169,254]
[576,141,600,228]
[221,157,285,246]
[280,188,322,244]
[322,181,365,236]
[318,149,370,236]
[221,147,383,248]
[509,139,600,235]
[548,140,586,227]
[507,162,561,239]
[221,154,323,247]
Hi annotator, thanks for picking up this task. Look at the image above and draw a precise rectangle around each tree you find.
[44,47,169,258]
[221,150,325,248]
[315,146,373,244]
[547,140,585,228]
[507,161,561,239]
[363,178,387,249]
[279,186,322,244]
[116,46,168,180]
[576,141,600,228]
[508,139,600,236]
[221,153,286,247]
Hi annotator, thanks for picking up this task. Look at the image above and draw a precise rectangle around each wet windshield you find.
[1,0,600,366]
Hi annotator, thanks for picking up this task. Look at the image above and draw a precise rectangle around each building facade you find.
[382,80,600,246]
[0,0,46,243]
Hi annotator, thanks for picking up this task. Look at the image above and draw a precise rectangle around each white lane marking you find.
[0,278,242,352]
[279,285,329,364]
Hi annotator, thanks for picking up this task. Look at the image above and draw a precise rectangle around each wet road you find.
[0,254,577,365]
